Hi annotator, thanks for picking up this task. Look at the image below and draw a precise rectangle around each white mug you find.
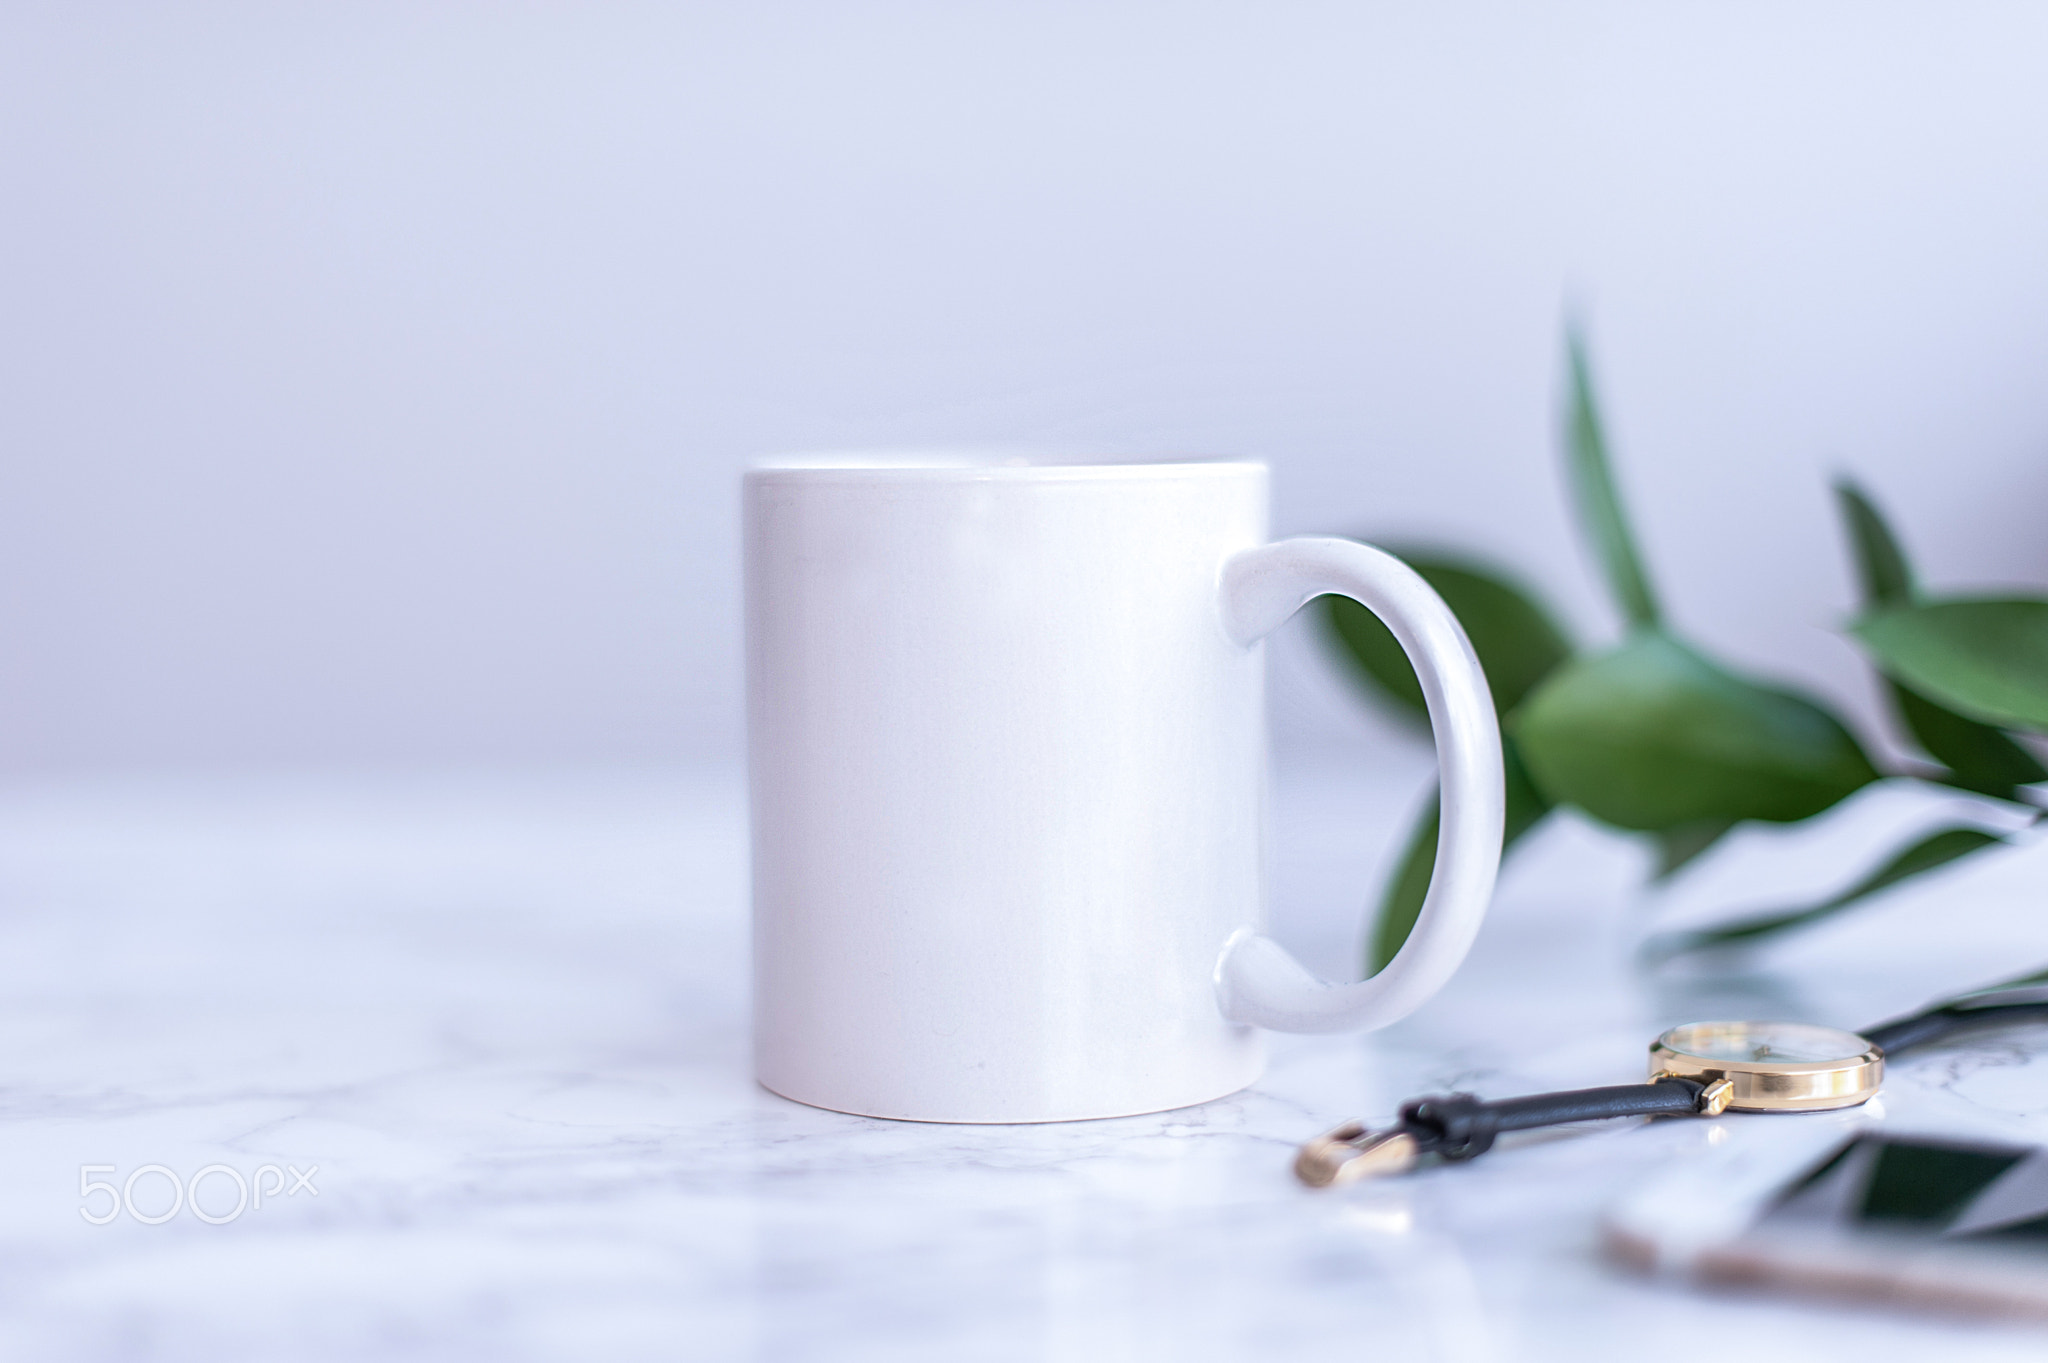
[745,456,1503,1123]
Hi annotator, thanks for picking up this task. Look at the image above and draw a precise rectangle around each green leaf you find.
[1854,599,2048,735]
[1368,798,1441,975]
[1832,481,2045,799]
[1893,686,2047,798]
[1510,631,1879,830]
[1565,328,1661,629]
[1960,960,2048,995]
[1321,550,1574,722]
[1367,737,1550,973]
[1646,826,2006,957]
[1833,478,1915,605]
[1652,819,1736,880]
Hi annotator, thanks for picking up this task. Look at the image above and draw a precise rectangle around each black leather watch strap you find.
[1862,999,2048,1056]
[1397,1077,1706,1162]
[1373,997,2048,1166]
[1302,973,2048,1187]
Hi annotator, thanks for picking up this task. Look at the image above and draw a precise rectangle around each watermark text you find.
[80,1163,319,1225]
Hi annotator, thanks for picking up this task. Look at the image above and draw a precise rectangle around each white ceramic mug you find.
[745,456,1503,1122]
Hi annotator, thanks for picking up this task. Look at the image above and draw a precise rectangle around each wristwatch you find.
[1295,975,2048,1187]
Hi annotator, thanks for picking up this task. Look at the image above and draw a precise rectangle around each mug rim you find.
[747,451,1267,482]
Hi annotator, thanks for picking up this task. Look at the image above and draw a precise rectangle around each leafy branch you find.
[1323,326,2047,971]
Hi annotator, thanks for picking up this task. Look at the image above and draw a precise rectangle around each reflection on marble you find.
[0,764,2044,1360]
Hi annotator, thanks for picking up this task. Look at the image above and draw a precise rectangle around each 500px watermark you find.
[79,1163,319,1225]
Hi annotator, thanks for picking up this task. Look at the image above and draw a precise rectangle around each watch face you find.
[1658,1020,1872,1067]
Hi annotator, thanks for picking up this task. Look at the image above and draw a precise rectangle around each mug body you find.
[745,456,1269,1121]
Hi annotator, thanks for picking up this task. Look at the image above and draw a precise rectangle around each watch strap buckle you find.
[1293,1121,1421,1188]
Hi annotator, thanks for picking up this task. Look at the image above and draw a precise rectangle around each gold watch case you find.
[1649,1020,1883,1112]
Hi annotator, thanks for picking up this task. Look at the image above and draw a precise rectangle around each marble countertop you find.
[2,758,2046,1361]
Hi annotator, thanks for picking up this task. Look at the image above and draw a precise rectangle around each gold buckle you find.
[1294,1122,1419,1188]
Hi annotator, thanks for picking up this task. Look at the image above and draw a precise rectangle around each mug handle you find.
[1214,537,1505,1034]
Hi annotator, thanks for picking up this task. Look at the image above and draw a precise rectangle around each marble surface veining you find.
[0,761,2045,1361]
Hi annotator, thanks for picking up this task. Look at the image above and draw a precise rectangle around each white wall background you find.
[2,2,2045,773]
